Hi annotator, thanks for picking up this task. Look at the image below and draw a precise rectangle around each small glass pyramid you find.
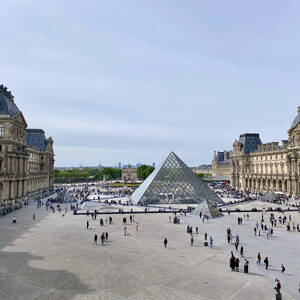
[131,152,224,205]
[55,190,76,203]
[191,200,223,218]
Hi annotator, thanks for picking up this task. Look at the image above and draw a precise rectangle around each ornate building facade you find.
[122,167,138,182]
[230,107,300,196]
[0,85,54,215]
[212,150,231,178]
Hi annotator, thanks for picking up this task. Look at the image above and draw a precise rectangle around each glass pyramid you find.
[131,152,224,205]
[191,200,223,218]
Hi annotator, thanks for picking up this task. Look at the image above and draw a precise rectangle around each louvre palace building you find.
[230,106,300,196]
[0,85,54,215]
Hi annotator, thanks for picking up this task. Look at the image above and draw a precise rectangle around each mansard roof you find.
[26,129,49,152]
[238,133,262,154]
[290,106,300,130]
[0,85,20,117]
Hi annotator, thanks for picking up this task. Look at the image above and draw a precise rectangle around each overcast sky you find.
[1,1,300,167]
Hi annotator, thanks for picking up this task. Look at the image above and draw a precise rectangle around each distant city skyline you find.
[1,1,300,167]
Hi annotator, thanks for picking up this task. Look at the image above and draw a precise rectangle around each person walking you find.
[257,252,261,265]
[240,246,244,257]
[136,223,139,231]
[124,226,128,236]
[244,259,249,273]
[209,236,213,248]
[191,235,194,246]
[235,258,240,271]
[94,234,97,245]
[164,238,168,248]
[105,232,108,241]
[33,213,35,221]
[230,252,235,271]
[87,220,89,230]
[264,257,269,270]
[101,233,105,244]
[274,279,281,295]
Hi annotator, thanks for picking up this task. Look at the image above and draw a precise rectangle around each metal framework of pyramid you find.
[55,190,77,203]
[261,190,280,202]
[131,152,224,206]
[191,200,223,218]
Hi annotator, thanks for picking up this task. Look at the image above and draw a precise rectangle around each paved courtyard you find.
[0,200,297,299]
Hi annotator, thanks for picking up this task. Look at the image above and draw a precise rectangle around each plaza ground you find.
[0,200,298,299]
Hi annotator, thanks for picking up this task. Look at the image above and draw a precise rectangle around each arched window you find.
[0,124,4,137]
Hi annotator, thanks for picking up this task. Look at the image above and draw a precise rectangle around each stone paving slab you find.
[0,200,296,299]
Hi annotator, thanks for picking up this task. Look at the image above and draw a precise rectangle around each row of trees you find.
[54,164,155,182]
[94,168,122,180]
[54,168,121,181]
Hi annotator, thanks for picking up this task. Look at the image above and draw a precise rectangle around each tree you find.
[137,165,155,180]
[196,173,205,179]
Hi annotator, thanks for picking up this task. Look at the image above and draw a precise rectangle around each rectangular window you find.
[0,124,4,137]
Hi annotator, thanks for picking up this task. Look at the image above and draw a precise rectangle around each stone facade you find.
[230,107,300,196]
[122,167,137,182]
[192,165,213,176]
[0,85,54,215]
[212,151,231,178]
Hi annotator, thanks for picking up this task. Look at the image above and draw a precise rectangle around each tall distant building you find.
[0,85,54,215]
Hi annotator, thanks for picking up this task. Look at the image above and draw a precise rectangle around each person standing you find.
[87,220,89,230]
[33,213,35,221]
[191,235,194,246]
[209,236,213,248]
[164,238,168,248]
[105,232,108,241]
[281,264,285,273]
[94,234,97,245]
[264,257,269,270]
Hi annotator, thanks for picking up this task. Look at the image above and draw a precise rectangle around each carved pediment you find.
[13,112,27,128]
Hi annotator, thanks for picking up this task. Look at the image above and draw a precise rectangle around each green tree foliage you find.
[137,165,155,179]
[54,168,100,180]
[94,168,122,181]
[196,173,205,179]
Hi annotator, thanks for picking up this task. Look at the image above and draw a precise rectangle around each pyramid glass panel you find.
[131,152,224,205]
